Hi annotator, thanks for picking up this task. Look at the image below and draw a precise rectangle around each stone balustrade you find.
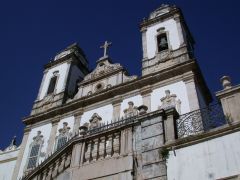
[84,132,120,164]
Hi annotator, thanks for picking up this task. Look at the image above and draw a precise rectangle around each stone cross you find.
[100,41,112,57]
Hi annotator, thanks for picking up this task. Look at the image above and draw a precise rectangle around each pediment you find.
[73,56,137,99]
[82,57,122,83]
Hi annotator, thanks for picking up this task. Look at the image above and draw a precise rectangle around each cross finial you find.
[100,41,112,57]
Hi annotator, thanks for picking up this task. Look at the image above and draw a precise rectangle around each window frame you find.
[155,28,171,54]
[25,131,44,171]
[46,71,59,96]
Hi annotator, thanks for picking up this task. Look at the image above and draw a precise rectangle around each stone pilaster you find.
[112,96,123,121]
[164,108,179,143]
[73,110,83,134]
[36,69,48,101]
[183,72,200,111]
[174,14,185,46]
[11,126,31,180]
[70,143,83,168]
[120,127,132,156]
[216,76,240,123]
[141,27,148,59]
[140,85,152,112]
[46,117,60,155]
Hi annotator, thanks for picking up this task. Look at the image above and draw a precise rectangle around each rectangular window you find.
[47,76,57,95]
[157,33,169,52]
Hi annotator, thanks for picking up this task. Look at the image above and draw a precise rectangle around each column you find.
[73,110,83,135]
[140,85,152,112]
[46,117,60,155]
[11,126,31,180]
[141,27,148,59]
[112,96,123,121]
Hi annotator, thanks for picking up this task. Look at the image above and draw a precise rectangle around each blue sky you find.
[0,0,239,149]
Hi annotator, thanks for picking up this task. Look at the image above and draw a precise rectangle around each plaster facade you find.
[1,4,239,180]
[167,131,240,180]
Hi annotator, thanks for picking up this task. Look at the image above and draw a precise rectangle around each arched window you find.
[55,122,72,151]
[47,76,57,95]
[157,33,169,52]
[26,131,44,170]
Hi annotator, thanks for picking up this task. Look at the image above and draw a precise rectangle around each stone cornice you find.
[22,60,211,125]
[216,85,240,98]
[44,53,89,74]
[140,7,181,29]
[164,121,240,150]
[79,67,125,86]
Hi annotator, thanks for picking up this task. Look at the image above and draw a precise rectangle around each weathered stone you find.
[141,123,163,139]
[142,162,167,179]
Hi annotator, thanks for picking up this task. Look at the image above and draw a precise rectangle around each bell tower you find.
[31,43,89,115]
[140,4,195,76]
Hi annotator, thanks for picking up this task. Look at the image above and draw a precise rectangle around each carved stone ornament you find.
[4,136,17,152]
[89,113,102,129]
[83,59,122,81]
[123,101,138,118]
[33,131,44,144]
[149,4,176,19]
[58,122,72,137]
[158,90,182,114]
[220,76,232,89]
[157,50,172,63]
[79,122,89,136]
[138,105,148,115]
[41,94,55,107]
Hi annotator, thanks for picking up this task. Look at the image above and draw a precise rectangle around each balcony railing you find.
[177,103,227,138]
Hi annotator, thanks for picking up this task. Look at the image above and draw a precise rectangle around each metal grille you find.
[177,103,226,138]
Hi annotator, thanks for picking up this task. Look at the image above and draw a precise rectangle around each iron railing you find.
[177,103,226,138]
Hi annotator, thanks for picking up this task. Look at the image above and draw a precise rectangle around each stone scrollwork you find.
[58,122,72,136]
[89,113,102,129]
[55,122,72,151]
[158,90,182,114]
[84,59,122,81]
[123,101,138,118]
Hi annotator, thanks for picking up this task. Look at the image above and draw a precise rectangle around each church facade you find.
[1,4,240,180]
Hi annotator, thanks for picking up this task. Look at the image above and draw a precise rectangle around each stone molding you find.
[23,60,211,125]
[21,109,168,180]
[216,84,240,123]
[164,121,240,150]
[140,6,180,29]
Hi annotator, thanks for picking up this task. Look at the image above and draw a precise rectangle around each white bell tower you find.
[31,43,89,115]
[140,4,195,76]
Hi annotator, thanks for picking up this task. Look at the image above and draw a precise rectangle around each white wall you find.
[146,19,180,59]
[167,131,240,180]
[39,62,70,100]
[81,104,113,125]
[151,81,190,114]
[17,123,52,179]
[0,149,19,180]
